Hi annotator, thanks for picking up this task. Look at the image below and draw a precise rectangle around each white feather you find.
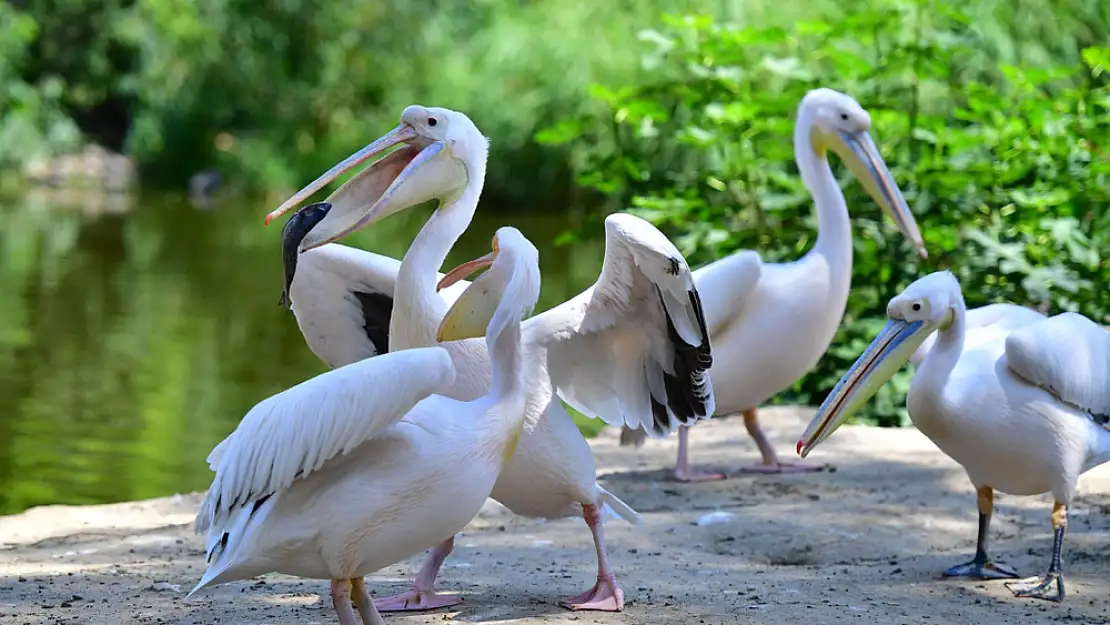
[195,347,455,534]
[910,302,1045,368]
[1006,312,1110,419]
[289,243,469,368]
[529,213,715,437]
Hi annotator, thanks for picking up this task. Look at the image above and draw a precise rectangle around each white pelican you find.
[619,87,928,481]
[798,270,1110,602]
[188,226,543,625]
[260,105,715,612]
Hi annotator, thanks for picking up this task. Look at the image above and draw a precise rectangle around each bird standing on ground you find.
[799,270,1110,602]
[188,227,543,625]
[620,88,928,481]
[260,105,715,611]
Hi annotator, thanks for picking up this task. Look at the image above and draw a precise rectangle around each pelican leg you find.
[672,426,727,482]
[331,579,364,625]
[373,537,462,612]
[350,578,387,625]
[736,408,826,474]
[559,503,625,612]
[943,486,1019,580]
[1006,501,1067,602]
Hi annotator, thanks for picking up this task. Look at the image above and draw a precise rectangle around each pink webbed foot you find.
[559,573,625,612]
[736,459,828,474]
[372,589,462,612]
[672,465,728,482]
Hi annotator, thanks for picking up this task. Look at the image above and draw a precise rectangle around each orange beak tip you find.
[264,214,273,226]
[796,440,805,457]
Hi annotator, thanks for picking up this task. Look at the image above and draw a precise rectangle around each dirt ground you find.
[2,406,1109,625]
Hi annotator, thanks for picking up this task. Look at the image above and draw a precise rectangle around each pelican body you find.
[799,270,1110,602]
[620,88,928,481]
[260,105,715,612]
[189,228,543,625]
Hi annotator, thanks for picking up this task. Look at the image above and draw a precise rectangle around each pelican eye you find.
[912,303,921,312]
[428,117,438,127]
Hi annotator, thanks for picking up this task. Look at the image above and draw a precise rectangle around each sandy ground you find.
[2,406,1110,625]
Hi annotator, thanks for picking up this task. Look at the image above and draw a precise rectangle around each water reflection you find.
[0,191,604,514]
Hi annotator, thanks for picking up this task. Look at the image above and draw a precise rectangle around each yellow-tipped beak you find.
[436,251,501,342]
[797,317,933,457]
[264,123,418,225]
[831,130,928,260]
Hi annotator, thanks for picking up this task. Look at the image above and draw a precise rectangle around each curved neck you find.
[916,299,966,395]
[795,114,852,275]
[390,161,486,350]
[487,314,524,403]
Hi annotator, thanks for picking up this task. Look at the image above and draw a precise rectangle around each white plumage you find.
[189,226,543,625]
[619,88,928,481]
[1006,312,1110,420]
[910,302,1046,367]
[263,105,714,613]
[531,213,714,435]
[799,270,1110,603]
[194,348,455,535]
[288,243,469,366]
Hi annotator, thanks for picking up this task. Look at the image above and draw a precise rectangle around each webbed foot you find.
[943,558,1019,580]
[1006,573,1064,602]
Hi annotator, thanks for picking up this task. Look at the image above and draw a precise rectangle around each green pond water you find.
[0,188,606,515]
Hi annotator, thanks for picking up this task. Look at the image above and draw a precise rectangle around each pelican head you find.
[265,105,489,252]
[796,270,960,457]
[800,88,927,259]
[437,227,541,343]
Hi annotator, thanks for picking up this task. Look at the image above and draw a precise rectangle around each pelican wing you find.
[689,249,763,337]
[527,213,714,438]
[285,243,470,368]
[195,346,456,533]
[1005,312,1110,424]
[911,303,1045,367]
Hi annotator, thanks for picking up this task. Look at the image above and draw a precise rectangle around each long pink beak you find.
[437,251,496,292]
[263,123,418,225]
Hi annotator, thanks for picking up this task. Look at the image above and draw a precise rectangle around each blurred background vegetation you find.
[0,0,1106,511]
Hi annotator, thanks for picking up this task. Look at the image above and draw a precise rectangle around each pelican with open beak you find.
[261,104,714,612]
[264,105,470,253]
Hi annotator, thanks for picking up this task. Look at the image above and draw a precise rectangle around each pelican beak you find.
[437,251,495,292]
[828,129,928,259]
[264,123,466,253]
[796,317,934,457]
[437,250,502,342]
[265,123,418,225]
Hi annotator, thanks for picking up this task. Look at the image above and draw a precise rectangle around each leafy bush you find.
[0,6,82,173]
[539,2,1110,425]
[4,0,1105,204]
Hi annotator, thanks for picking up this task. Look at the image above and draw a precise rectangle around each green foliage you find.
[4,0,1105,204]
[0,4,81,170]
[1,0,749,201]
[540,2,1110,426]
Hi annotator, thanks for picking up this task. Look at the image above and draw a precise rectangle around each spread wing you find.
[1005,312,1110,426]
[526,213,714,438]
[195,346,456,533]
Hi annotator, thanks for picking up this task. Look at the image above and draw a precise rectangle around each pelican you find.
[619,88,928,481]
[188,226,542,625]
[259,105,714,612]
[798,270,1110,602]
